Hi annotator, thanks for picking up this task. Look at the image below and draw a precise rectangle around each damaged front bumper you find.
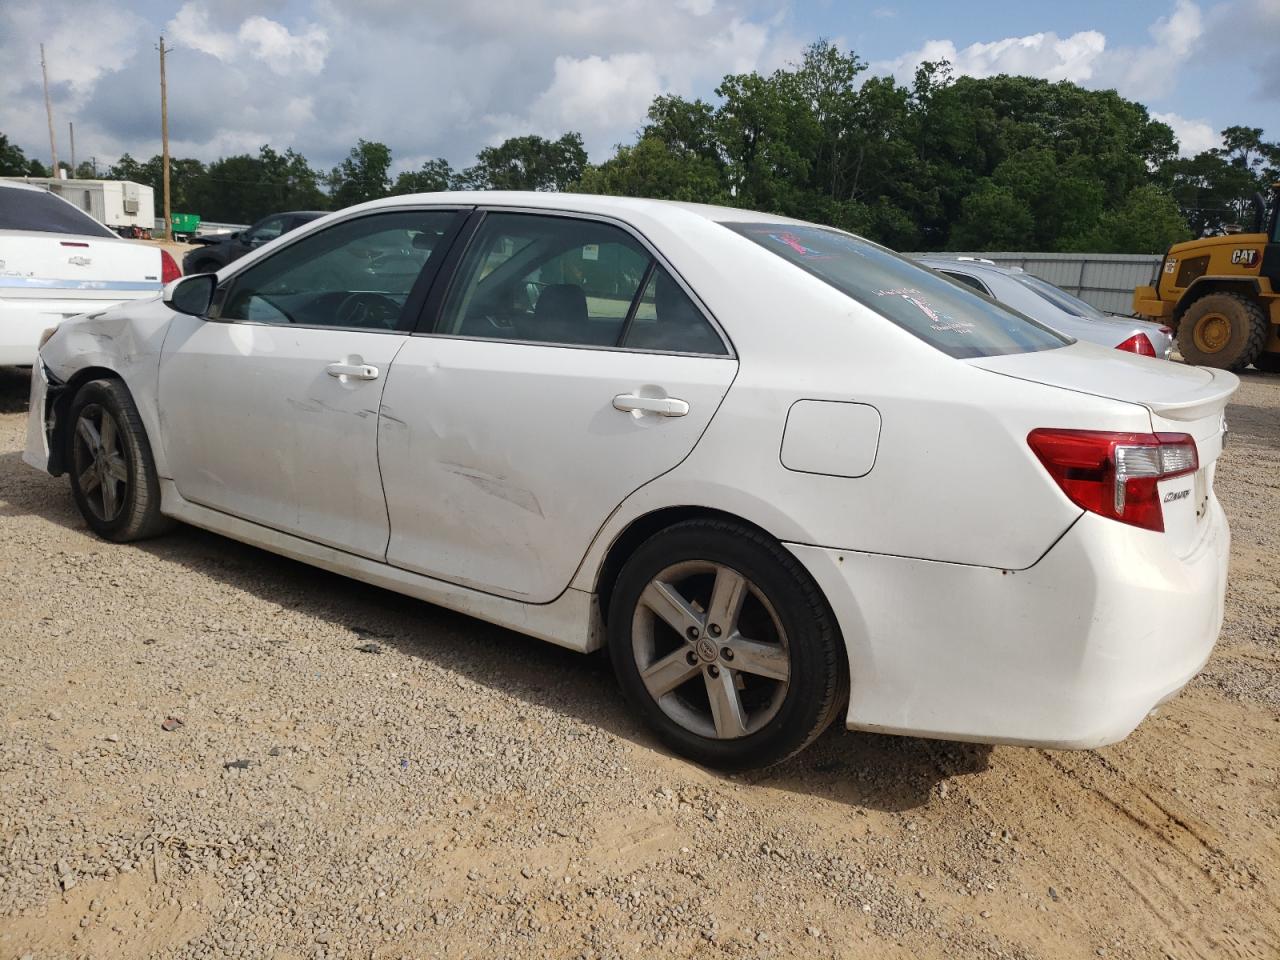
[22,362,67,476]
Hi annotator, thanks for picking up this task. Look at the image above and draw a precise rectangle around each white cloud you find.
[875,0,1204,101]
[876,31,1107,86]
[0,2,150,168]
[237,17,329,75]
[522,53,663,145]
[167,2,329,77]
[1096,0,1202,99]
[1152,111,1221,155]
[488,11,797,156]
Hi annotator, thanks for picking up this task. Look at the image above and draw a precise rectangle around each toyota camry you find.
[25,193,1236,769]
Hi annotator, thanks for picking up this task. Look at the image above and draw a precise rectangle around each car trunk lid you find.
[0,230,163,300]
[972,341,1237,556]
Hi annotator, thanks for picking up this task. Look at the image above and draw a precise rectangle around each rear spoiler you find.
[1142,368,1239,422]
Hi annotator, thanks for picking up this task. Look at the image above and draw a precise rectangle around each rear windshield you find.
[1015,272,1110,322]
[723,223,1070,359]
[0,186,115,238]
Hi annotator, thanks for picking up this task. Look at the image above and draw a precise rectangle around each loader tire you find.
[1177,293,1268,371]
[1253,352,1280,374]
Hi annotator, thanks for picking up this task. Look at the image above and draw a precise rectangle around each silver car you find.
[918,257,1174,358]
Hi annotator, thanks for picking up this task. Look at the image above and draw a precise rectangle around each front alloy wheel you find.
[66,378,172,542]
[71,403,129,523]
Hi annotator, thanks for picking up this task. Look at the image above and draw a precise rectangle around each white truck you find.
[0,177,156,238]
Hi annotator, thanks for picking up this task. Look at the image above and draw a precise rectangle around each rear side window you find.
[1015,272,1109,321]
[0,187,115,237]
[941,270,990,296]
[724,223,1068,359]
[437,212,728,354]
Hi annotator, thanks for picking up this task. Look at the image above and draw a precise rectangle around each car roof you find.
[0,180,52,193]
[917,256,1026,278]
[353,190,809,226]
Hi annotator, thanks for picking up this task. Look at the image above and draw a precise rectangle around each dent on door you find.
[378,338,737,603]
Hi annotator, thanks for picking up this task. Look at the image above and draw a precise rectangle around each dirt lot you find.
[0,366,1277,960]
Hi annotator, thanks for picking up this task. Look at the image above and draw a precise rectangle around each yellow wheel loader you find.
[1133,183,1280,372]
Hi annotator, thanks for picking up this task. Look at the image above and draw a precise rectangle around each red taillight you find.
[1027,429,1198,533]
[1116,332,1157,356]
[160,249,181,283]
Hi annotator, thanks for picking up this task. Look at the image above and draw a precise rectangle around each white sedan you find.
[1,180,180,365]
[25,193,1236,769]
[918,256,1176,358]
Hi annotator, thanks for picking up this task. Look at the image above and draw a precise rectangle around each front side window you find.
[0,187,114,238]
[219,210,459,329]
[437,212,727,354]
[724,223,1069,359]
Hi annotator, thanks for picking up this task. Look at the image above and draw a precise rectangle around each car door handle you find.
[612,394,689,417]
[326,361,379,380]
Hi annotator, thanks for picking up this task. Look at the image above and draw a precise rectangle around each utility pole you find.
[69,121,76,176]
[158,35,172,240]
[40,44,58,176]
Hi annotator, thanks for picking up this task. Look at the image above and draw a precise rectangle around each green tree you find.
[391,158,455,194]
[950,183,1036,250]
[330,139,393,207]
[579,136,726,203]
[457,133,587,191]
[0,133,31,176]
[1069,184,1191,254]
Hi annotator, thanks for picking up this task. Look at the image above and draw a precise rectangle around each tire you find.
[1254,351,1280,374]
[66,378,173,543]
[1177,292,1268,370]
[607,519,847,770]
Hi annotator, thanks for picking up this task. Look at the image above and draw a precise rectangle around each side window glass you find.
[621,266,727,355]
[220,210,458,329]
[439,213,650,347]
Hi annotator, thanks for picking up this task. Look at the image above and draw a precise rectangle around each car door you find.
[379,209,738,602]
[158,207,466,559]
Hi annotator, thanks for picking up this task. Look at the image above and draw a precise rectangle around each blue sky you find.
[2,1,1276,173]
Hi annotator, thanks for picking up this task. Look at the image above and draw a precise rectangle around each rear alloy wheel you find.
[608,519,846,770]
[1178,292,1268,370]
[67,379,172,542]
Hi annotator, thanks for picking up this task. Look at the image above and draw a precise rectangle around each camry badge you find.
[68,256,92,267]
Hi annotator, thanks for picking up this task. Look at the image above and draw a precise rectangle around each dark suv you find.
[181,211,326,274]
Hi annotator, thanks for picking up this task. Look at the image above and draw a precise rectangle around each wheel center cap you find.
[694,637,718,663]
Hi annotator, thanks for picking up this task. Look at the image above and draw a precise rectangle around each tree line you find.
[2,41,1277,253]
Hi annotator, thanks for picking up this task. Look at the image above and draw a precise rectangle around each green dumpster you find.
[170,213,201,241]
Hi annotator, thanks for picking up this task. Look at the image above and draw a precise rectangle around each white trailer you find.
[0,177,156,238]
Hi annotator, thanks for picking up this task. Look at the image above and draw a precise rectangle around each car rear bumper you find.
[787,503,1229,748]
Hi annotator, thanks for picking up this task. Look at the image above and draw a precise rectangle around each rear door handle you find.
[613,393,689,417]
[326,361,379,380]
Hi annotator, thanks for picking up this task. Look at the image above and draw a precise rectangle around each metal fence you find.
[908,252,1161,316]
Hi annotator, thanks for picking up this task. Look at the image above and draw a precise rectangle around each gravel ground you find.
[0,365,1277,960]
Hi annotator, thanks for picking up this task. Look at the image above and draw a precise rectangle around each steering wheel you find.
[335,292,401,329]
